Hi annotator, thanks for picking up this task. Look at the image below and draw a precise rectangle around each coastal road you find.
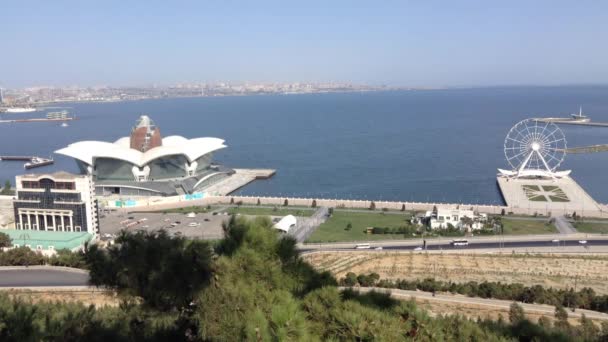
[350,287,608,321]
[299,235,608,252]
[0,267,89,287]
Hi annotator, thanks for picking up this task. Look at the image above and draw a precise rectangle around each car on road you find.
[204,218,210,222]
[551,239,560,243]
[128,216,134,220]
[188,222,200,227]
[414,246,423,251]
[354,243,371,249]
[142,225,150,228]
[579,240,588,244]
[374,247,383,250]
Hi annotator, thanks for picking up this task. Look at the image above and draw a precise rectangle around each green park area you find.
[500,218,558,235]
[158,206,211,214]
[307,210,413,243]
[573,222,608,234]
[225,206,315,217]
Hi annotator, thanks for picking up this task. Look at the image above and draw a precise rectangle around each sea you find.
[1,86,608,205]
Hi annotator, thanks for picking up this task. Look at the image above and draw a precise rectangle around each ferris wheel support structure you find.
[498,119,571,179]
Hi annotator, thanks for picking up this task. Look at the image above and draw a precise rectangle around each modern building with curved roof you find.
[55,115,234,196]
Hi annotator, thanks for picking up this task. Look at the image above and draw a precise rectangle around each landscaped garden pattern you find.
[522,184,569,202]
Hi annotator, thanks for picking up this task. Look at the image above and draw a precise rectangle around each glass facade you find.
[94,158,137,181]
[195,153,213,173]
[148,154,189,180]
[87,154,220,187]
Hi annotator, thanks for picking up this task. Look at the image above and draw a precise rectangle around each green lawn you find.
[500,218,557,235]
[306,210,414,243]
[529,195,548,202]
[573,222,608,234]
[156,206,211,214]
[225,206,314,217]
[548,195,569,202]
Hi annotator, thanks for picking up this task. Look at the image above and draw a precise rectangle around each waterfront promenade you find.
[101,193,608,219]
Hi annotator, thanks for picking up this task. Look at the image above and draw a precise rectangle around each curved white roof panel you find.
[273,215,297,233]
[114,137,131,148]
[55,136,226,167]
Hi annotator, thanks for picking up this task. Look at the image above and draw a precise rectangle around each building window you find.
[49,246,55,251]
[13,244,20,248]
[25,244,31,249]
[36,245,43,250]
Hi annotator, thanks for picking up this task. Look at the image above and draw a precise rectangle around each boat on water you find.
[61,122,69,127]
[4,107,37,113]
[24,157,54,169]
[535,107,592,124]
[570,107,590,122]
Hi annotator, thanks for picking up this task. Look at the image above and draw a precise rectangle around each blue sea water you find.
[1,86,607,204]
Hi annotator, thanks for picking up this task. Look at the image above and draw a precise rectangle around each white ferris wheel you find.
[498,119,571,179]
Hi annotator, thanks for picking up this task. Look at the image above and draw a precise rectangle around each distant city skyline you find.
[2,1,607,87]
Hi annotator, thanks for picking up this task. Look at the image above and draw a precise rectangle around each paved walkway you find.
[289,207,329,242]
[554,215,577,234]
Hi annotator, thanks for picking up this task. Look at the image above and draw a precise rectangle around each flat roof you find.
[18,171,84,180]
[0,229,92,250]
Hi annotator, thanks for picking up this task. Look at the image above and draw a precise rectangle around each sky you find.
[1,1,607,87]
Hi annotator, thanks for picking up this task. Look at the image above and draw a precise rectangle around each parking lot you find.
[99,210,228,240]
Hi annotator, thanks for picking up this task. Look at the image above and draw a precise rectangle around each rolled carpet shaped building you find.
[55,115,234,196]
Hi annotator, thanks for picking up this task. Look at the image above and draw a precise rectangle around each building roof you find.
[1,229,92,250]
[55,135,227,167]
[18,171,86,181]
[273,215,297,233]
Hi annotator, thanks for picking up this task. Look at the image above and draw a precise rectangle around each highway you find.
[299,236,608,252]
[0,267,89,287]
[2,237,608,287]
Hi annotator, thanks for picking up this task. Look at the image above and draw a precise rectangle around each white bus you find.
[354,243,371,249]
[451,239,469,246]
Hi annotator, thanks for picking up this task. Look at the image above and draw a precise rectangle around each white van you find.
[354,243,371,249]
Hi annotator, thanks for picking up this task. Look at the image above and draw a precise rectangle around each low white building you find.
[414,209,487,230]
[273,215,296,233]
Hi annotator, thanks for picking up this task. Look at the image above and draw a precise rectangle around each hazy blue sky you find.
[2,1,607,87]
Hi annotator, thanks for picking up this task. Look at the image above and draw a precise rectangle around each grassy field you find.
[306,210,413,243]
[304,252,608,294]
[156,206,211,214]
[574,222,608,234]
[224,206,315,217]
[500,218,557,235]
